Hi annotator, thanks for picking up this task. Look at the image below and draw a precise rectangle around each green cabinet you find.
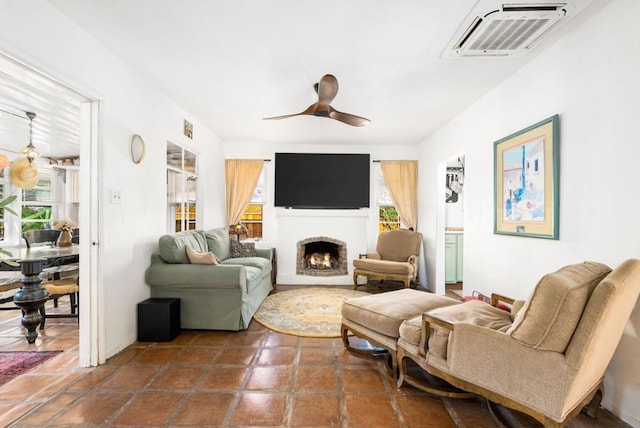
[445,233,463,284]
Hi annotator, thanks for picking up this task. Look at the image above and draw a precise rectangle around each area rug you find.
[0,351,62,386]
[254,288,369,338]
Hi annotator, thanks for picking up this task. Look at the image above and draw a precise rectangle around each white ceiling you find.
[1,0,606,157]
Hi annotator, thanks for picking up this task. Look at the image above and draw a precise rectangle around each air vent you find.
[444,2,572,58]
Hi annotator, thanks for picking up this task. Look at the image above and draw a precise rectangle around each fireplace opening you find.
[304,242,340,270]
[296,236,348,277]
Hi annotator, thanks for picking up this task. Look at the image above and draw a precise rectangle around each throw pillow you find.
[229,240,257,258]
[185,245,219,265]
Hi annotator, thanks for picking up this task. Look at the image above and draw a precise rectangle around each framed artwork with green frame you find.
[494,114,560,239]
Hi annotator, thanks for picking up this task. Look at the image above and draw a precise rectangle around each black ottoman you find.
[137,297,180,342]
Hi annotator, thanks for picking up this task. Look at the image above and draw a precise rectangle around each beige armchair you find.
[397,259,640,427]
[353,228,422,289]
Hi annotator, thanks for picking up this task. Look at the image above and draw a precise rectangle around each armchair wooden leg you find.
[341,324,397,378]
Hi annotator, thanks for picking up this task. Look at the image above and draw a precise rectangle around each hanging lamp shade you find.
[0,154,9,169]
[10,157,39,189]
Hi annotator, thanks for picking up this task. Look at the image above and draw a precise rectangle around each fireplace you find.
[296,236,348,277]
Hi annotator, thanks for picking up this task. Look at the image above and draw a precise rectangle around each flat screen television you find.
[274,153,370,209]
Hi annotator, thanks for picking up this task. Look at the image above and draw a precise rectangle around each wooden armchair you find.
[397,260,640,427]
[353,228,422,289]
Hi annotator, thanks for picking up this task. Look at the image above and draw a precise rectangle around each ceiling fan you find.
[263,74,370,127]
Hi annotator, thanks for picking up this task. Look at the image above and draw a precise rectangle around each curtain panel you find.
[225,159,264,226]
[380,160,418,231]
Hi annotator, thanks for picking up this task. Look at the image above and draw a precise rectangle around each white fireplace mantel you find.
[275,208,372,285]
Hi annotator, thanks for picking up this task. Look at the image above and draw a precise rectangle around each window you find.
[376,165,401,232]
[0,163,64,245]
[240,164,267,239]
[22,171,55,232]
[167,142,198,233]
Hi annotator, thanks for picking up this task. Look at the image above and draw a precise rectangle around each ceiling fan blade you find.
[328,107,371,127]
[316,74,338,107]
[263,103,317,121]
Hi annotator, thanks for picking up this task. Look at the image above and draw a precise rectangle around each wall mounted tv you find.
[274,153,370,209]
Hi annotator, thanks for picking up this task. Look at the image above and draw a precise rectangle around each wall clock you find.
[130,134,146,164]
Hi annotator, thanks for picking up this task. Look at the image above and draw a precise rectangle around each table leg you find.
[13,259,48,343]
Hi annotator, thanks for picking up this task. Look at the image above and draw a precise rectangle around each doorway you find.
[0,51,100,366]
[444,156,465,299]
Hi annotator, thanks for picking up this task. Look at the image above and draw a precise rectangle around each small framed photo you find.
[184,119,193,139]
[494,115,560,240]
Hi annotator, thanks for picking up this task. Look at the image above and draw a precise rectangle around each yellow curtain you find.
[380,160,418,231]
[225,159,264,226]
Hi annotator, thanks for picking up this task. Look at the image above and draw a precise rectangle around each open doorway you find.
[0,51,100,367]
[444,156,464,299]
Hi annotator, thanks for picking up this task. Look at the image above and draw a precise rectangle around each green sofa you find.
[145,227,273,331]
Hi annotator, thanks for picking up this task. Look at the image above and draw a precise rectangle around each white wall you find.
[418,1,640,425]
[224,142,418,285]
[0,1,226,360]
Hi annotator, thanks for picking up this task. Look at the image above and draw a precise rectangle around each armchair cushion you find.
[376,228,422,262]
[507,261,611,353]
[352,258,415,275]
[425,300,513,359]
[159,230,208,264]
[342,289,459,339]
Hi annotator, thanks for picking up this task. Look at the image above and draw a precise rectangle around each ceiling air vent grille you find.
[447,3,570,57]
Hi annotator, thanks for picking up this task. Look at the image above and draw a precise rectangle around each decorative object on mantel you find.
[228,223,248,242]
[130,134,146,164]
[52,219,77,247]
[254,287,369,337]
[0,154,8,169]
[9,157,39,189]
[21,112,40,164]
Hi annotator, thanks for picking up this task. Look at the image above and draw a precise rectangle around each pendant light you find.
[21,112,40,163]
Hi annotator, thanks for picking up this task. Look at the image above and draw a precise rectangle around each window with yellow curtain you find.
[376,165,401,231]
[240,166,267,238]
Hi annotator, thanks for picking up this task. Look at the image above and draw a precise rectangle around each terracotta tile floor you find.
[0,285,631,427]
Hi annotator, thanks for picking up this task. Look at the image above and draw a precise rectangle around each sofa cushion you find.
[185,245,219,265]
[342,289,460,339]
[205,227,231,261]
[221,256,271,272]
[230,240,257,258]
[158,230,208,264]
[507,261,611,353]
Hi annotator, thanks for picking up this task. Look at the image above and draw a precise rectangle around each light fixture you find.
[21,111,40,164]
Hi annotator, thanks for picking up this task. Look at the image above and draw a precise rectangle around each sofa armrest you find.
[359,252,381,259]
[445,324,572,415]
[255,247,272,261]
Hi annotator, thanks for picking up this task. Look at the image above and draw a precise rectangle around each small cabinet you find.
[445,233,463,284]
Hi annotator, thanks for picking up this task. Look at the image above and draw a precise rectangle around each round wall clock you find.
[130,134,146,164]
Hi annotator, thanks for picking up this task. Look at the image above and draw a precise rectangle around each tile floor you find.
[0,284,631,427]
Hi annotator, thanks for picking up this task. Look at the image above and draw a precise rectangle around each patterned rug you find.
[0,351,62,386]
[254,287,369,337]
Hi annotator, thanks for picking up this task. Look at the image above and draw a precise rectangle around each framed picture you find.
[184,119,193,139]
[494,114,559,239]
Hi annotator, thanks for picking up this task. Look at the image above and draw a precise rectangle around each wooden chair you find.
[39,276,79,329]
